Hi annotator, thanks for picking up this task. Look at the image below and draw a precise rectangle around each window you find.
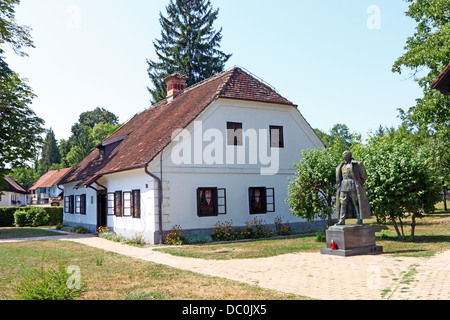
[64,195,74,214]
[270,125,284,148]
[227,122,243,146]
[123,191,132,216]
[107,192,115,215]
[131,190,141,218]
[197,188,227,217]
[114,191,123,217]
[248,187,275,214]
[75,194,86,215]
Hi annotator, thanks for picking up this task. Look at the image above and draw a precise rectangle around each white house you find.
[0,176,28,207]
[60,67,325,244]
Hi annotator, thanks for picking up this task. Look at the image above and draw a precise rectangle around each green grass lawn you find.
[0,240,307,300]
[155,213,450,260]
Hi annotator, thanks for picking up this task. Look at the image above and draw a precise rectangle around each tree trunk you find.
[398,217,405,239]
[411,213,416,239]
[389,210,404,241]
[443,183,448,211]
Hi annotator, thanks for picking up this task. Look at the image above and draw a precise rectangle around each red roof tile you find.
[29,168,72,190]
[60,67,296,186]
[3,176,27,194]
[431,63,450,94]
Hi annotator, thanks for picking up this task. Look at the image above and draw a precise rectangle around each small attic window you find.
[97,135,128,159]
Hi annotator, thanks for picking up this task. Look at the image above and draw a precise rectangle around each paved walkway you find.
[2,233,449,300]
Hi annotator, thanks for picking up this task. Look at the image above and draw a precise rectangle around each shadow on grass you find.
[0,227,66,240]
[377,234,450,243]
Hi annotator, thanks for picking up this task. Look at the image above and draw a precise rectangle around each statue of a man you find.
[335,150,371,225]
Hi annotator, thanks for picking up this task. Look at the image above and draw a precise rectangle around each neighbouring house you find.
[0,176,28,207]
[59,67,325,244]
[28,168,72,205]
[431,63,450,209]
[431,63,450,94]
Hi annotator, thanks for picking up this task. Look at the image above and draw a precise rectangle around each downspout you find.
[144,149,164,244]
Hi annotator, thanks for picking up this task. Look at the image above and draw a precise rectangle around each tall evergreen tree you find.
[39,128,61,174]
[147,0,231,103]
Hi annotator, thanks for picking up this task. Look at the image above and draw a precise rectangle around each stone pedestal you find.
[320,225,383,257]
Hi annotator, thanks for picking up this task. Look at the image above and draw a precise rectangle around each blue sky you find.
[5,0,423,141]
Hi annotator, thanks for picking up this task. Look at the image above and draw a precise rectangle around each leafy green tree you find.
[352,130,441,240]
[0,0,34,57]
[314,124,360,151]
[38,128,61,175]
[147,0,231,103]
[287,146,341,227]
[90,122,121,147]
[392,0,450,205]
[61,108,121,167]
[78,107,118,128]
[10,165,40,190]
[0,0,44,189]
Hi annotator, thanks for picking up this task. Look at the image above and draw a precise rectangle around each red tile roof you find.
[431,63,450,94]
[28,167,72,190]
[3,176,27,194]
[60,67,296,186]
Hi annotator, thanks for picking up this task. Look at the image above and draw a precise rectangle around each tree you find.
[0,0,34,57]
[90,122,121,147]
[147,0,231,103]
[287,146,341,227]
[78,107,118,128]
[352,130,441,240]
[38,128,61,174]
[392,0,450,205]
[61,108,121,167]
[314,124,360,151]
[0,0,44,189]
[10,165,40,190]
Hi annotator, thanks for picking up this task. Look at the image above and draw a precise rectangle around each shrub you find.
[61,225,90,234]
[184,234,213,244]
[27,207,49,227]
[14,263,84,300]
[4,206,62,227]
[245,217,275,239]
[274,216,292,236]
[315,231,326,243]
[124,233,147,246]
[44,207,63,225]
[164,225,187,245]
[0,207,17,226]
[14,209,29,227]
[211,221,235,241]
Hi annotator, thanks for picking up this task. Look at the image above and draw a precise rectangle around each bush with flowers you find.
[164,225,187,245]
[211,220,235,241]
[274,216,292,236]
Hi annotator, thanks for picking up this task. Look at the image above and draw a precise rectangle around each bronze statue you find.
[335,151,371,225]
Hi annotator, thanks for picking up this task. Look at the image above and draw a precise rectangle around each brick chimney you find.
[164,73,189,102]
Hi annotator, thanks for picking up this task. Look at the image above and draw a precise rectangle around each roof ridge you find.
[181,67,235,95]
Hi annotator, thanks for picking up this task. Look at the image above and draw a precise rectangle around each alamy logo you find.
[170,121,280,175]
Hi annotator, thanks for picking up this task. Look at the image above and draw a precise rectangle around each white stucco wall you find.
[152,98,324,233]
[62,98,324,244]
[97,168,157,241]
[0,192,27,207]
[62,182,97,228]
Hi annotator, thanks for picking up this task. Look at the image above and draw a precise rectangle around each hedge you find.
[0,207,63,227]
